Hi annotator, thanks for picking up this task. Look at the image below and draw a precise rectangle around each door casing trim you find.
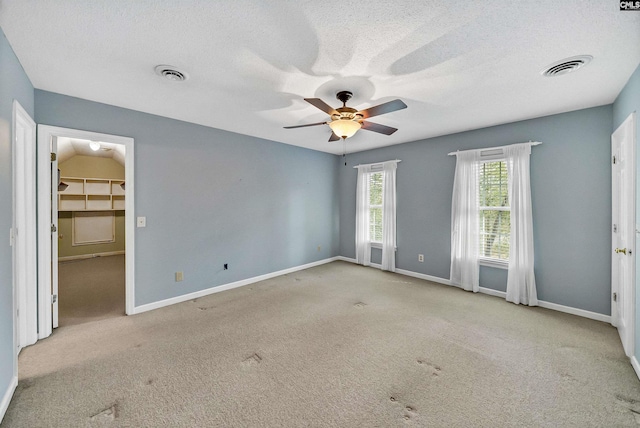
[37,125,135,338]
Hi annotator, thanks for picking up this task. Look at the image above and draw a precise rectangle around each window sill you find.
[479,258,508,269]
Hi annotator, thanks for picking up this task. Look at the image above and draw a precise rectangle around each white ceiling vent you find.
[154,65,188,82]
[541,55,593,77]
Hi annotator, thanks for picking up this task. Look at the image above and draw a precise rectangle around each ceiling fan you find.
[285,91,407,142]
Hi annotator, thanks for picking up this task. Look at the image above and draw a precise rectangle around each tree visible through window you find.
[478,161,510,261]
[369,172,383,243]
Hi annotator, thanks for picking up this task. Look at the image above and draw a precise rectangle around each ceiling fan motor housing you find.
[336,91,353,104]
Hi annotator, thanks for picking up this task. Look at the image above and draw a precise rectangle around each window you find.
[355,160,398,271]
[451,142,537,300]
[478,160,509,262]
[368,172,383,243]
[73,211,115,246]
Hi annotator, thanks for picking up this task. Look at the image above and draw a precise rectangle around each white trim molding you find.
[337,258,611,323]
[631,356,640,381]
[37,125,135,339]
[58,250,125,262]
[133,257,341,314]
[0,376,17,424]
[536,300,611,324]
[12,100,38,358]
[395,268,452,287]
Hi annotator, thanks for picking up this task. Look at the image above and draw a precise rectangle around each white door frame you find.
[611,112,636,357]
[12,101,37,354]
[37,125,135,339]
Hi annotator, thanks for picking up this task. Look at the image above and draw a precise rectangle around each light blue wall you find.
[35,90,340,306]
[339,105,613,315]
[612,63,640,359]
[0,27,34,414]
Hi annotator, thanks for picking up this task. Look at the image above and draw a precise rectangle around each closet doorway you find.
[37,126,135,338]
[57,138,126,326]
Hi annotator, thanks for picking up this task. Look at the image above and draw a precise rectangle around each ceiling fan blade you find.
[357,99,407,119]
[360,121,398,135]
[328,132,340,142]
[283,121,327,129]
[304,98,338,115]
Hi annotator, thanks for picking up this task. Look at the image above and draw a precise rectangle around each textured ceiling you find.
[1,1,639,154]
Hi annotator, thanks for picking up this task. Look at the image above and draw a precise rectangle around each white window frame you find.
[477,156,509,269]
[368,170,384,246]
[72,211,116,246]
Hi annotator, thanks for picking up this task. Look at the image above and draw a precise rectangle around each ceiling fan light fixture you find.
[329,119,361,139]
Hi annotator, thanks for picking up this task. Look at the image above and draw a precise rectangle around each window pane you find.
[479,161,508,208]
[368,172,383,243]
[369,172,383,205]
[478,161,509,260]
[479,210,510,259]
[369,207,383,242]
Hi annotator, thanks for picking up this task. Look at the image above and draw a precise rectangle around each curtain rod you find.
[447,141,542,156]
[353,159,402,169]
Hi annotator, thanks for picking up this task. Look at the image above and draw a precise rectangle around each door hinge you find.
[51,224,57,233]
[613,292,617,302]
[613,155,617,164]
[52,294,57,304]
[613,224,618,233]
[51,152,56,162]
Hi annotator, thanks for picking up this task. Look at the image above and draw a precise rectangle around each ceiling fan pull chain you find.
[343,138,347,166]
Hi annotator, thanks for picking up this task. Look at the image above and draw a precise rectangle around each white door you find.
[611,112,636,357]
[12,101,38,351]
[51,137,59,329]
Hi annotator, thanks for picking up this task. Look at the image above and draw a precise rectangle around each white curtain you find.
[450,151,480,292]
[355,165,371,266]
[504,144,538,306]
[381,162,397,272]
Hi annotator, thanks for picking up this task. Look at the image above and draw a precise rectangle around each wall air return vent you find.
[155,65,188,81]
[542,55,593,77]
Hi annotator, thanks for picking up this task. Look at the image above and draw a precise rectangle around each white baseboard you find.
[537,300,611,323]
[58,250,125,262]
[631,356,640,381]
[478,287,611,323]
[479,286,506,298]
[133,254,612,325]
[0,376,17,424]
[338,257,611,324]
[133,257,341,315]
[396,268,452,287]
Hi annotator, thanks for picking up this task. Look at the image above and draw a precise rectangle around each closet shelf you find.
[58,176,125,211]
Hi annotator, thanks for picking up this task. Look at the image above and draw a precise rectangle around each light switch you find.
[137,216,146,228]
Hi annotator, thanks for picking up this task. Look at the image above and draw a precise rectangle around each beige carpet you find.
[4,261,640,427]
[58,255,125,327]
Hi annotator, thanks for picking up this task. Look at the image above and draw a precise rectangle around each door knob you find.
[615,248,627,255]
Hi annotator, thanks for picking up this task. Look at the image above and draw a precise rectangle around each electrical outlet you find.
[317,245,321,252]
[418,254,424,263]
[175,271,183,282]
[224,263,228,270]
